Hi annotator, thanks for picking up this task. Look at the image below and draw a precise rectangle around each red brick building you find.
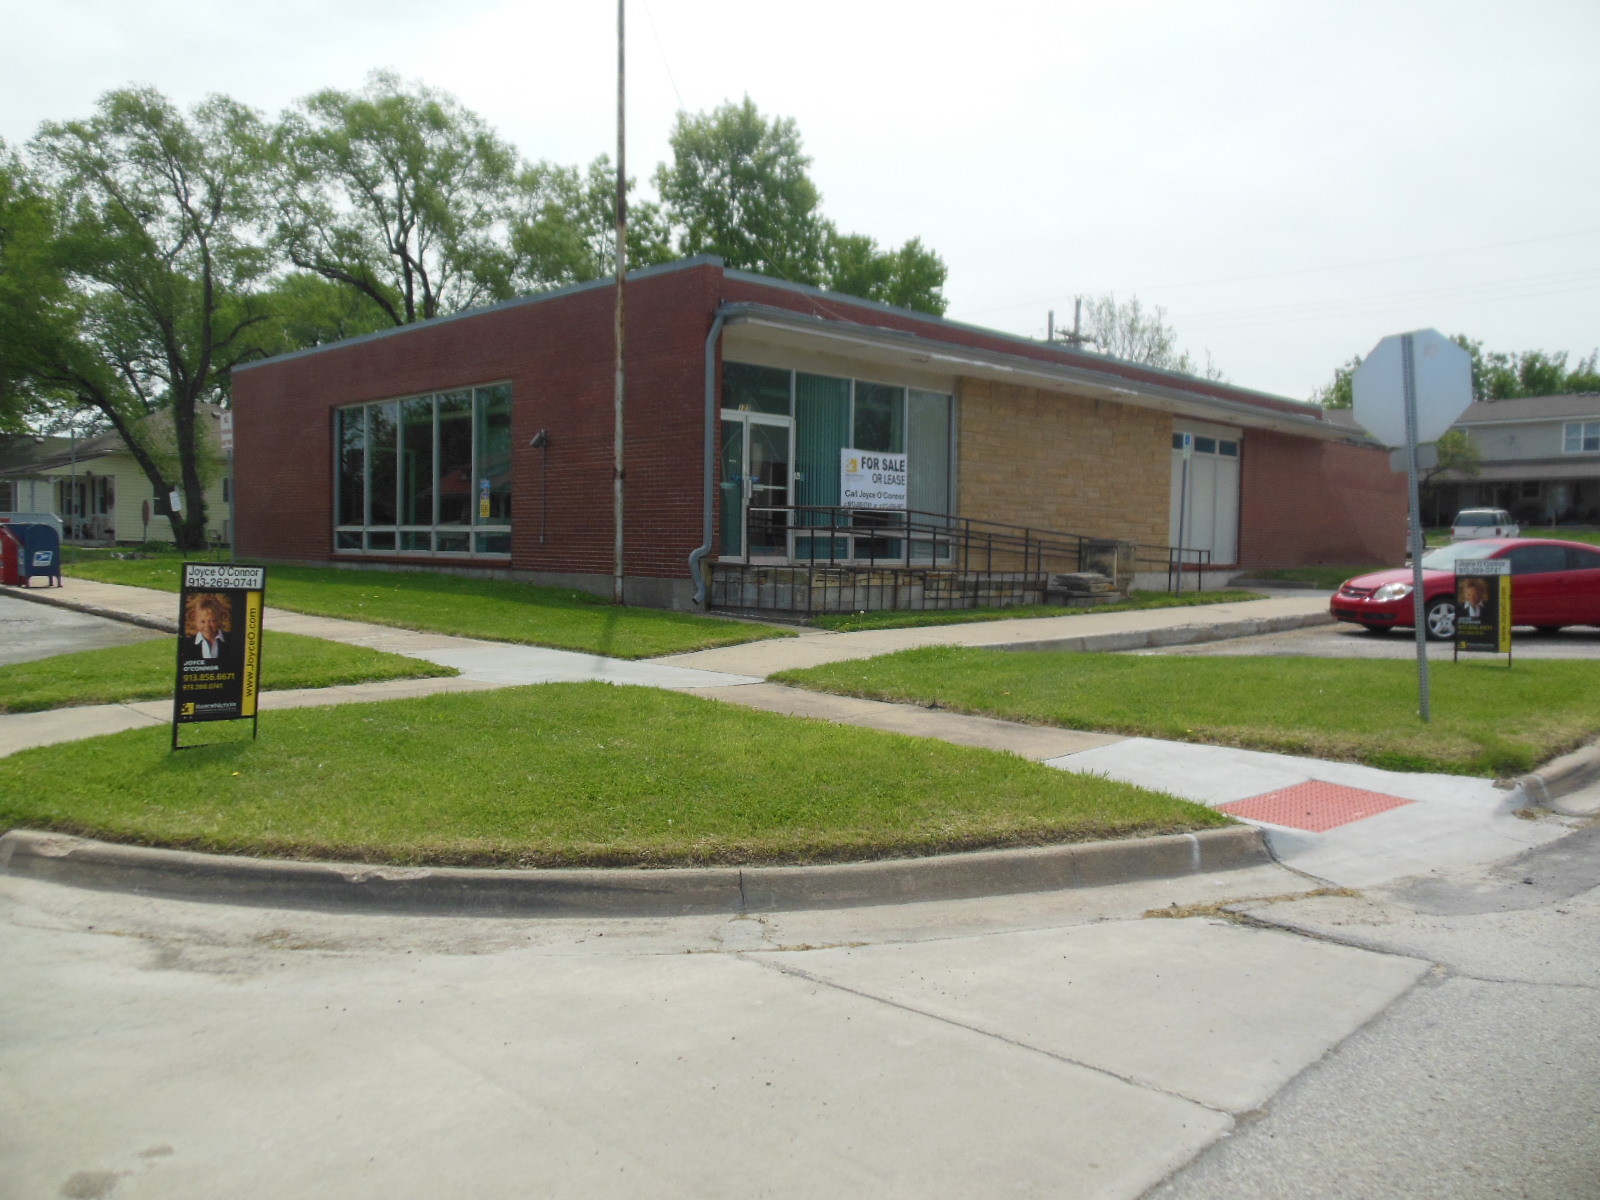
[231,257,1404,611]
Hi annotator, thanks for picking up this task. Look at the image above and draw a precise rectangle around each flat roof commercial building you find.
[232,257,1403,611]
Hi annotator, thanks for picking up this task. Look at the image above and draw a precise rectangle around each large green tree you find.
[508,155,672,290]
[271,71,525,325]
[14,90,273,549]
[1314,336,1600,408]
[655,98,948,314]
[0,140,63,433]
[272,73,649,324]
[655,98,827,284]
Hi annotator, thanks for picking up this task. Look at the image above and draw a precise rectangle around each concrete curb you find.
[0,584,176,633]
[1511,740,1600,816]
[0,825,1272,918]
[1228,577,1327,591]
[993,611,1334,654]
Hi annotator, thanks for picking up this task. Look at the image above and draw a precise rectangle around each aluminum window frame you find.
[332,382,513,559]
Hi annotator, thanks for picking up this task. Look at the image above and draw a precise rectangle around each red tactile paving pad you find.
[1218,781,1414,833]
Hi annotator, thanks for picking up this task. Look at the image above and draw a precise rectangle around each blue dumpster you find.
[3,522,63,587]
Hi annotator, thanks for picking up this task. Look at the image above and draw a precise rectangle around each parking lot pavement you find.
[1136,621,1600,660]
[0,594,163,667]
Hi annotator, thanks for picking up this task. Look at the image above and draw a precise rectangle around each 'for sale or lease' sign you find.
[840,449,908,510]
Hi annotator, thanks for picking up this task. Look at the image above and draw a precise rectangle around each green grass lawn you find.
[0,684,1227,867]
[807,590,1267,632]
[773,647,1600,777]
[1424,527,1600,547]
[0,632,457,714]
[62,552,792,659]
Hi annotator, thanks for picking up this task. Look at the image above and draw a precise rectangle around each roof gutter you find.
[687,305,730,605]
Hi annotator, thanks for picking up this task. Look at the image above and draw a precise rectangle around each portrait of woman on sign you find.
[183,592,234,662]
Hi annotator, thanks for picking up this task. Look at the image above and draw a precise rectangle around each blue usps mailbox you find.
[8,523,62,587]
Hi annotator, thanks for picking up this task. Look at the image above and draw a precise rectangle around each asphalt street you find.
[4,816,1597,1199]
[0,593,163,667]
[1151,823,1600,1200]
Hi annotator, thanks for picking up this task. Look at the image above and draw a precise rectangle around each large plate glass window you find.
[721,361,954,564]
[334,383,513,557]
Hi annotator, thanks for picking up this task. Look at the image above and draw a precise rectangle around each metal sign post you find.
[1352,329,1473,724]
[1176,432,1193,595]
[1400,335,1431,721]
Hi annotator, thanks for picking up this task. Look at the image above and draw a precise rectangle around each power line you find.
[1175,268,1600,331]
[1180,278,1600,336]
[951,227,1600,321]
[639,0,686,113]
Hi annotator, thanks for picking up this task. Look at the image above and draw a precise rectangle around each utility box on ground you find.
[0,527,21,586]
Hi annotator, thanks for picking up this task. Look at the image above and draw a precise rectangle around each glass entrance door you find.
[719,412,792,560]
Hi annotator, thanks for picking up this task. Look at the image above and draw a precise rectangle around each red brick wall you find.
[1238,432,1406,568]
[233,263,724,581]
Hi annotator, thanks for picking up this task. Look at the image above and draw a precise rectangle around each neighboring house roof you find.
[1316,395,1600,435]
[0,435,70,475]
[0,409,227,479]
[1453,394,1600,426]
[1461,460,1600,483]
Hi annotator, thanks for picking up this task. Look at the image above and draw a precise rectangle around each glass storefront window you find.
[476,383,512,524]
[335,382,512,557]
[437,390,473,527]
[723,362,951,563]
[723,362,792,415]
[400,395,434,526]
[337,408,364,527]
[369,402,398,525]
[853,382,906,453]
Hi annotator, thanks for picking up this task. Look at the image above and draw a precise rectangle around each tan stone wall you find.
[957,379,1172,546]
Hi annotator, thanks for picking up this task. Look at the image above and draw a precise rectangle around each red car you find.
[1331,538,1600,639]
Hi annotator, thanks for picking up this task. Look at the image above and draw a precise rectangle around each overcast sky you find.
[5,0,1597,401]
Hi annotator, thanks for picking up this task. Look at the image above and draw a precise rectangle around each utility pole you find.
[1049,299,1086,348]
[612,0,628,605]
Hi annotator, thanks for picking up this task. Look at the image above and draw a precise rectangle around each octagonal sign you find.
[1351,329,1473,448]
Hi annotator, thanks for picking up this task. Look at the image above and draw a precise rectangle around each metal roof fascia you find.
[718,303,1353,441]
[234,255,729,375]
[719,269,1317,414]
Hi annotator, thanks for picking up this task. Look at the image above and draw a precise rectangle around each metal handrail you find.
[735,503,1206,581]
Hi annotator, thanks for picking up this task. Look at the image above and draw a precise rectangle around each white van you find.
[1450,508,1519,541]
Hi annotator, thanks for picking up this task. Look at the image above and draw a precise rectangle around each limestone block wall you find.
[956,379,1172,548]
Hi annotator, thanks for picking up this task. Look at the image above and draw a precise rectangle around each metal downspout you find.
[688,306,729,605]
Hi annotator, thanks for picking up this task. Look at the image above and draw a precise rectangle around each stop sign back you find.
[1351,329,1472,447]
